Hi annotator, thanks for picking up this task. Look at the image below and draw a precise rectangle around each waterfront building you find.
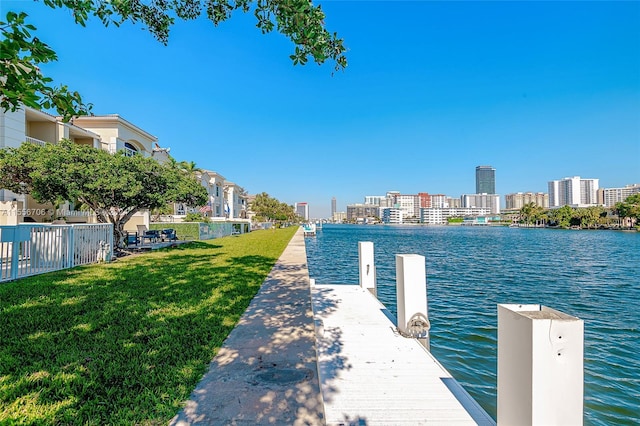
[0,106,165,226]
[331,197,337,217]
[332,211,347,223]
[548,176,599,207]
[505,192,549,210]
[597,184,640,207]
[224,181,247,219]
[381,207,403,224]
[420,207,491,224]
[295,202,309,221]
[194,170,226,218]
[346,203,380,222]
[476,165,496,194]
[461,194,501,214]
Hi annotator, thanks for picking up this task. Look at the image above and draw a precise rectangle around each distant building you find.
[332,211,347,223]
[420,207,491,224]
[461,193,501,214]
[597,184,640,207]
[346,204,379,222]
[381,208,403,224]
[331,197,337,218]
[427,194,450,208]
[548,176,599,208]
[364,195,386,206]
[505,192,549,210]
[476,165,496,194]
[295,202,309,221]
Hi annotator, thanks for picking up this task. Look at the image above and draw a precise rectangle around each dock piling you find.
[358,241,376,296]
[395,254,430,350]
[498,304,583,425]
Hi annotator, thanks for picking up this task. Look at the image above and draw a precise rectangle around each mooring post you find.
[358,241,376,296]
[497,304,583,426]
[395,254,430,350]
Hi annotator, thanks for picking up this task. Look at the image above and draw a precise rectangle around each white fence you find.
[0,223,113,282]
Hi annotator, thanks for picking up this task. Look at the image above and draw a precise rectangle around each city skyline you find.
[4,1,639,219]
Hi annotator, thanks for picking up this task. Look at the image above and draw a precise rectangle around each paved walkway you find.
[170,228,324,425]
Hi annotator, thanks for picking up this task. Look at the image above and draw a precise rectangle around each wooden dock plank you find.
[312,284,495,426]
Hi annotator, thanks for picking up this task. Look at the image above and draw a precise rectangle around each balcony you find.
[25,136,48,146]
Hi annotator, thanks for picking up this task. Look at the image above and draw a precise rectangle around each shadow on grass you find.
[170,230,338,425]
[0,229,296,424]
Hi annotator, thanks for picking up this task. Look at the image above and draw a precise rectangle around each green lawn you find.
[0,227,297,425]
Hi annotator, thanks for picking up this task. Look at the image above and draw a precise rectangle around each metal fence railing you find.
[0,223,113,283]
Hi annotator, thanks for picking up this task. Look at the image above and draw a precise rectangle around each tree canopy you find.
[249,192,299,222]
[1,0,347,121]
[615,193,640,222]
[0,140,207,248]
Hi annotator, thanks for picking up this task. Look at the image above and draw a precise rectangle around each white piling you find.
[395,254,430,349]
[497,304,583,426]
[358,241,376,296]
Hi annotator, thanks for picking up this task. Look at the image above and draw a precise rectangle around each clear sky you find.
[4,0,640,218]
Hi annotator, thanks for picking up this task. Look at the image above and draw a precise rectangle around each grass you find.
[0,227,297,425]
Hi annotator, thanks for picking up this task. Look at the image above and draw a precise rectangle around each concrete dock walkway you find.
[170,228,324,425]
[171,228,494,425]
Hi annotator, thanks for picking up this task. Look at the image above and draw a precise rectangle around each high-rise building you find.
[597,184,640,207]
[505,192,549,210]
[548,176,599,207]
[331,197,336,217]
[461,193,501,214]
[476,165,496,194]
[295,202,309,220]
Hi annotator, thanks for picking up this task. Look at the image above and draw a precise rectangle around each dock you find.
[171,228,495,425]
[312,284,495,425]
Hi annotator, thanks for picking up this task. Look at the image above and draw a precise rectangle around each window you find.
[124,142,138,157]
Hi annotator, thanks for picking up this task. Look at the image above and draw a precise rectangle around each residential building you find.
[364,195,386,206]
[224,182,247,219]
[295,202,309,221]
[430,194,450,208]
[0,106,164,228]
[447,197,461,208]
[418,193,431,208]
[331,197,337,218]
[548,176,599,208]
[332,211,347,223]
[597,184,640,207]
[420,207,491,224]
[476,165,496,194]
[346,204,379,222]
[381,207,403,224]
[195,170,226,218]
[461,193,501,214]
[504,192,549,210]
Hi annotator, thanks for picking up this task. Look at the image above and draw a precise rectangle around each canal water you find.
[304,224,640,425]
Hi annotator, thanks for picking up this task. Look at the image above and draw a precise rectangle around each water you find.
[304,224,640,425]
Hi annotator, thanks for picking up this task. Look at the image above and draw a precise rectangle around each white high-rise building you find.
[548,176,599,207]
[460,194,501,214]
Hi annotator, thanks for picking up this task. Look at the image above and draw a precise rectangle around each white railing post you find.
[395,254,430,350]
[358,241,376,296]
[498,304,583,426]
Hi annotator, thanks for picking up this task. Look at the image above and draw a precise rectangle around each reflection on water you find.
[305,225,640,425]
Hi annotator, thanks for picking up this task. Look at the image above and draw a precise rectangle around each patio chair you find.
[126,231,139,247]
[137,225,160,244]
[161,228,178,242]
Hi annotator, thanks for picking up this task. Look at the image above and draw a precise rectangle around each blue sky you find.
[4,0,640,218]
